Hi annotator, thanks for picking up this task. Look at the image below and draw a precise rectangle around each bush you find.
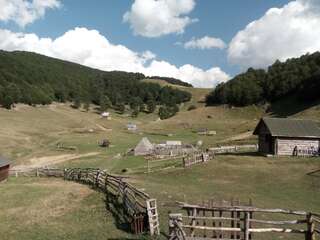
[187,105,197,111]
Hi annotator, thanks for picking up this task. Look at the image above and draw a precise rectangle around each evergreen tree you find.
[72,96,81,109]
[116,102,125,114]
[100,95,111,112]
[2,95,14,109]
[83,101,90,112]
[146,99,156,113]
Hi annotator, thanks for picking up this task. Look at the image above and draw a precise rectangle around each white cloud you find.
[228,0,320,69]
[0,0,61,27]
[0,27,229,88]
[184,36,226,50]
[123,0,198,38]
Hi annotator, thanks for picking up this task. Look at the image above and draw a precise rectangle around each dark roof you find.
[253,117,320,138]
[0,157,10,168]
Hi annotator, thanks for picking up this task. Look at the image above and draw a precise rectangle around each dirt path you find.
[13,152,100,170]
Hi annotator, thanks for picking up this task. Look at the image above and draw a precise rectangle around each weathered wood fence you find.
[183,151,215,168]
[209,144,258,154]
[144,151,215,173]
[9,167,160,236]
[10,167,64,177]
[169,202,320,240]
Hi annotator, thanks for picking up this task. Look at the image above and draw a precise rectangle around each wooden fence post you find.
[307,213,316,240]
[191,207,197,237]
[244,212,250,240]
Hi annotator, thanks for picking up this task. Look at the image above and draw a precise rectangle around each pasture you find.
[1,99,320,240]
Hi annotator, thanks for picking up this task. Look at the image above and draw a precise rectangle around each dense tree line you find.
[206,52,320,106]
[145,76,193,87]
[0,51,191,118]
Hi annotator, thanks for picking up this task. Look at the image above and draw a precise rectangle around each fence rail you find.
[9,167,159,236]
[209,144,258,154]
[169,202,320,240]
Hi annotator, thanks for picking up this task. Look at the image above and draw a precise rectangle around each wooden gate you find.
[169,202,320,240]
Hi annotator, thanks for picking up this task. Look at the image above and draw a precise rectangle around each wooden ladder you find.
[146,199,160,236]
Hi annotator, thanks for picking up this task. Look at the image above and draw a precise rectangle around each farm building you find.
[134,137,154,156]
[0,157,11,182]
[253,117,320,156]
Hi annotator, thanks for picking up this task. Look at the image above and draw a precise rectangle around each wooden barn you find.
[253,117,320,156]
[0,157,11,182]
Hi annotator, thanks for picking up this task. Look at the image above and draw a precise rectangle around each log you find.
[250,219,307,225]
[178,202,308,216]
[182,225,241,232]
[182,215,240,221]
[249,228,306,234]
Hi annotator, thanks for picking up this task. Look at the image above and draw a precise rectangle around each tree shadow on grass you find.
[104,193,132,233]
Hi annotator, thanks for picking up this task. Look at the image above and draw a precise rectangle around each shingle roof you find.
[253,117,320,138]
[0,157,11,168]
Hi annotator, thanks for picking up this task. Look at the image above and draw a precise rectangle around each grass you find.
[1,99,320,239]
[0,177,138,240]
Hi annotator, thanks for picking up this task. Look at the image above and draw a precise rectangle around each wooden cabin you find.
[0,157,11,182]
[253,118,320,156]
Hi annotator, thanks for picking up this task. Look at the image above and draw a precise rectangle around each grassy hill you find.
[0,51,191,112]
[1,99,320,239]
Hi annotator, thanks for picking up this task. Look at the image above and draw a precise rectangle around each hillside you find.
[206,52,320,110]
[0,51,191,112]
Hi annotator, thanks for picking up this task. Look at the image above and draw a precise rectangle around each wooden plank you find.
[249,228,306,234]
[182,225,241,232]
[182,215,240,221]
[250,219,307,225]
[179,203,308,216]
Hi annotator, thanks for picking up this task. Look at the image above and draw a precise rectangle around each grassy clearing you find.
[1,100,320,239]
[0,177,138,240]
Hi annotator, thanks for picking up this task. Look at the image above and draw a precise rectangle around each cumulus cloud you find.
[228,0,320,69]
[123,0,198,37]
[0,0,61,27]
[184,36,226,50]
[0,27,229,88]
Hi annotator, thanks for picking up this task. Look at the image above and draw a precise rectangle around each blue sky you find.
[0,0,318,87]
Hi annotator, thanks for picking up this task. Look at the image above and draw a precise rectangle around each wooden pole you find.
[191,207,197,237]
[244,212,250,240]
[307,213,316,240]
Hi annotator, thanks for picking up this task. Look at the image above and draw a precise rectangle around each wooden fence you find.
[183,151,215,168]
[209,144,258,154]
[143,151,215,173]
[9,167,160,236]
[169,202,320,240]
[10,168,64,177]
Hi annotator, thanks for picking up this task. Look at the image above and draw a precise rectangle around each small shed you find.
[0,157,11,182]
[134,137,154,156]
[101,112,110,118]
[127,123,137,131]
[253,117,320,156]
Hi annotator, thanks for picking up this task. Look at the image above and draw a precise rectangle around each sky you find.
[0,0,319,88]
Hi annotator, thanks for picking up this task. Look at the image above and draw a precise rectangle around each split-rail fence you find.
[9,167,160,236]
[169,202,320,240]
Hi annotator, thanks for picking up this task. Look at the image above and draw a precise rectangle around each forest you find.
[0,51,191,118]
[206,52,320,106]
